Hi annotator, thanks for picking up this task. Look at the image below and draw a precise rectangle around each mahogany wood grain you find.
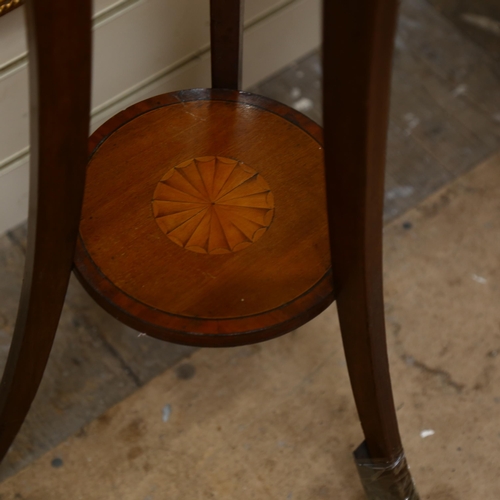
[323,1,403,460]
[0,0,91,460]
[152,156,275,254]
[210,0,244,89]
[74,89,334,347]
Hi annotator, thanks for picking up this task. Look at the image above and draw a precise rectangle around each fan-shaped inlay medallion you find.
[152,156,275,254]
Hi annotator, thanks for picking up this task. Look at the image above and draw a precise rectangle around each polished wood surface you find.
[210,0,244,89]
[323,0,403,461]
[74,89,334,346]
[0,0,91,460]
[152,156,275,254]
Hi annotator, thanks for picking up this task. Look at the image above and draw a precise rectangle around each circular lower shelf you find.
[74,89,334,346]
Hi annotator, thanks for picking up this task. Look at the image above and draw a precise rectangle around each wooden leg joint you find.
[354,442,420,500]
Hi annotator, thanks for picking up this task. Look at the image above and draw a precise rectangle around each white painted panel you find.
[0,68,29,164]
[0,1,135,67]
[94,0,134,15]
[92,0,210,110]
[0,161,29,232]
[0,7,26,67]
[91,52,212,129]
[245,0,288,23]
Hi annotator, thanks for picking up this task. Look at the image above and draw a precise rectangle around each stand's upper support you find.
[210,0,244,90]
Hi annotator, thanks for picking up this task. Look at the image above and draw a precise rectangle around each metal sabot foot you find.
[354,442,420,500]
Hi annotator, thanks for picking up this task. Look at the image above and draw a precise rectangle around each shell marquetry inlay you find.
[152,156,275,254]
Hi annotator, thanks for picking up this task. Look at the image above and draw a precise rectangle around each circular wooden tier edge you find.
[74,89,336,347]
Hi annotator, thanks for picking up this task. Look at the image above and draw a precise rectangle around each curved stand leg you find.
[323,1,419,498]
[0,0,91,461]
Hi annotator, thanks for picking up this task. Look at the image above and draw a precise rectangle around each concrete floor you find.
[0,0,499,493]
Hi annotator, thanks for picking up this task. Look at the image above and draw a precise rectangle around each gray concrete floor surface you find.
[0,0,499,483]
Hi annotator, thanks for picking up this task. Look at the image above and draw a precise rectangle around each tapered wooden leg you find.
[323,1,419,498]
[210,0,244,90]
[0,0,91,461]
